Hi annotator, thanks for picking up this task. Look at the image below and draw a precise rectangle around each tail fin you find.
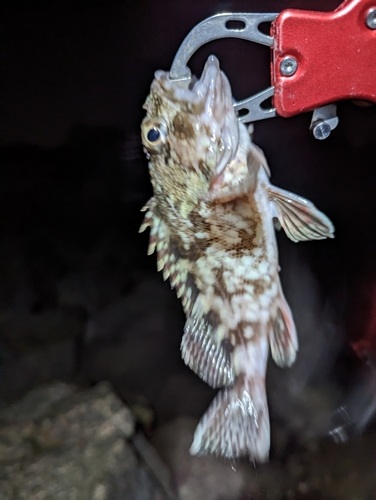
[190,375,270,462]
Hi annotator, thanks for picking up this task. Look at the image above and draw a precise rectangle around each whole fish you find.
[140,55,334,462]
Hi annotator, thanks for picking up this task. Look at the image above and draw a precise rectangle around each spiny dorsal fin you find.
[140,200,195,314]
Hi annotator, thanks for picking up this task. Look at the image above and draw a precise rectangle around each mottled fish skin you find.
[140,55,334,462]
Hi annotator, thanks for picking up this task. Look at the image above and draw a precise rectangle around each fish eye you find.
[147,128,160,142]
[142,117,167,153]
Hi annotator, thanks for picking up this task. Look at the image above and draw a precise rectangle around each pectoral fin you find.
[268,185,334,242]
[181,316,234,388]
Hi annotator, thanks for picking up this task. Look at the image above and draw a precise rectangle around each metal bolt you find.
[280,56,298,76]
[365,8,376,29]
[311,120,332,140]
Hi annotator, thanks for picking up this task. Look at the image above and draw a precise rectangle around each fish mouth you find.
[156,55,240,178]
[198,55,239,177]
[187,56,239,177]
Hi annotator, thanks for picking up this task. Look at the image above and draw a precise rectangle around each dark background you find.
[1,0,375,442]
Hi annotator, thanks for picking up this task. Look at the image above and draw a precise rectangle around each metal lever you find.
[169,12,278,82]
[234,86,276,123]
[309,104,339,140]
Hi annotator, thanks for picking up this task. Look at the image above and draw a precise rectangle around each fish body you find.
[140,56,334,462]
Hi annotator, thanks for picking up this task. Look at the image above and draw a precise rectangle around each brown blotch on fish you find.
[204,309,221,329]
[221,338,235,354]
[173,113,195,140]
[253,279,269,297]
[186,241,205,262]
[228,321,263,346]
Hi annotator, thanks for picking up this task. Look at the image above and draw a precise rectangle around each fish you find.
[139,55,334,462]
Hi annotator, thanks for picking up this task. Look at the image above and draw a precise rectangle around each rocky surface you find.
[0,382,165,500]
[1,381,376,500]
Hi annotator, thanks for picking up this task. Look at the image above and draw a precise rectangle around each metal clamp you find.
[168,0,376,139]
[169,12,277,82]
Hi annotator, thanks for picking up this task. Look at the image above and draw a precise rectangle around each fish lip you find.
[161,55,223,104]
[191,55,221,95]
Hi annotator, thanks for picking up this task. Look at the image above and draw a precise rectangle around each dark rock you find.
[57,230,135,314]
[0,239,38,314]
[0,341,76,402]
[82,276,192,418]
[0,309,85,354]
[0,382,165,499]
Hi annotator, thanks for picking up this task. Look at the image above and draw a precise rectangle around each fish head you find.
[141,55,239,213]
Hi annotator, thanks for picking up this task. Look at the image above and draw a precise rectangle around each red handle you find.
[272,0,376,117]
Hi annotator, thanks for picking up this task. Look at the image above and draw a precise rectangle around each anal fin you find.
[181,316,234,388]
